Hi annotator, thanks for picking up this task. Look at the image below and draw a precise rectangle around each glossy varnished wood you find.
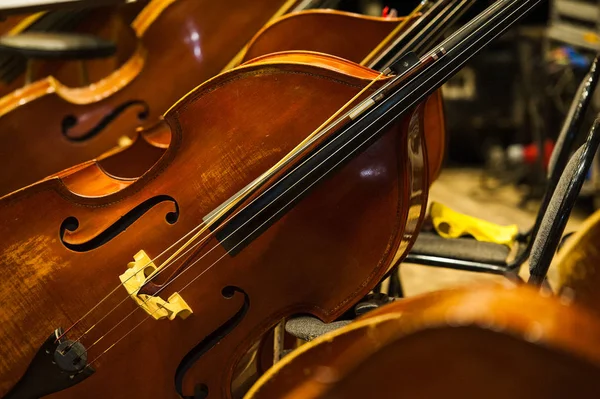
[0,4,144,97]
[0,53,428,398]
[0,0,294,196]
[242,11,404,64]
[556,210,600,316]
[245,285,600,399]
[68,9,446,186]
[242,10,446,182]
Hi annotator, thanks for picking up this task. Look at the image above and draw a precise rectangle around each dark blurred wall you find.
[338,0,549,24]
[337,0,550,165]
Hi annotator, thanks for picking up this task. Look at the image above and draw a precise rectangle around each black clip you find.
[386,51,420,75]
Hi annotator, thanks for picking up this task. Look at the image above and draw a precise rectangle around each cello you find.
[244,285,600,399]
[0,0,317,196]
[0,0,541,397]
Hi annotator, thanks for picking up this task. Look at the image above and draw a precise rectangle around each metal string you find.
[64,0,435,346]
[65,73,388,351]
[73,0,537,367]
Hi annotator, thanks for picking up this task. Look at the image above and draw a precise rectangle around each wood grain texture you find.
[69,9,446,191]
[0,53,428,398]
[0,0,292,196]
[245,285,600,399]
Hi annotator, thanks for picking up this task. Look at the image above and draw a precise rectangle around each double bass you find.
[0,3,143,96]
[0,0,540,397]
[244,285,600,399]
[40,7,418,181]
[0,0,311,196]
[71,0,460,183]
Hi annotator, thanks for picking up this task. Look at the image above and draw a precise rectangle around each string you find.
[74,0,532,366]
[72,0,481,352]
[66,73,387,350]
[86,0,539,364]
[62,0,422,343]
[58,219,208,340]
[360,1,429,66]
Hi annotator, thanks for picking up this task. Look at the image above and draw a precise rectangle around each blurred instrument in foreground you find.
[245,285,600,399]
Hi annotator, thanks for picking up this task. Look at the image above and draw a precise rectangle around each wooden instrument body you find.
[245,285,600,399]
[556,210,600,316]
[82,10,445,183]
[0,53,428,398]
[0,0,292,196]
[242,10,446,182]
[0,4,143,96]
[49,9,445,193]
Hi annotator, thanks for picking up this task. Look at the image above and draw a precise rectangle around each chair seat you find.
[286,316,351,342]
[410,232,511,265]
[0,32,116,60]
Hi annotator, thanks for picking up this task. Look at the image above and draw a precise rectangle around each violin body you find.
[0,53,428,398]
[245,285,600,399]
[0,0,295,196]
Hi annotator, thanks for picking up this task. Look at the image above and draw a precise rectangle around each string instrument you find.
[232,3,468,374]
[41,9,416,182]
[238,0,476,182]
[244,285,600,399]
[0,4,144,96]
[554,209,600,316]
[65,0,465,184]
[0,0,309,197]
[0,0,541,397]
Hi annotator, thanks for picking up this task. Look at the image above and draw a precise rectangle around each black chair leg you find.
[388,267,404,298]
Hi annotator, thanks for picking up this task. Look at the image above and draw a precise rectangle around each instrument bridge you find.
[120,250,193,321]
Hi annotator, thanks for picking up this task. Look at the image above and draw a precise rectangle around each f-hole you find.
[60,195,179,252]
[175,286,250,399]
[61,100,150,142]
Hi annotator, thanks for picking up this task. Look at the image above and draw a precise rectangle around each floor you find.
[400,168,589,297]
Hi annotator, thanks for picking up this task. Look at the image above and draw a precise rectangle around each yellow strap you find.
[429,201,519,247]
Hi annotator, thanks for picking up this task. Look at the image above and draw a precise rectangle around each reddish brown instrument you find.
[0,51,429,398]
[241,10,445,182]
[0,4,144,96]
[555,210,600,317]
[0,0,299,196]
[244,285,600,399]
[79,10,445,183]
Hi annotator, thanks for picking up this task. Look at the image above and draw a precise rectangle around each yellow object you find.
[429,202,519,247]
[120,250,193,321]
[7,12,46,36]
[583,32,600,45]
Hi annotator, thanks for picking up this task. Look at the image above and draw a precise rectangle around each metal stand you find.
[403,54,600,284]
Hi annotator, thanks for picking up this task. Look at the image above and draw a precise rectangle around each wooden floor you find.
[401,168,589,296]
